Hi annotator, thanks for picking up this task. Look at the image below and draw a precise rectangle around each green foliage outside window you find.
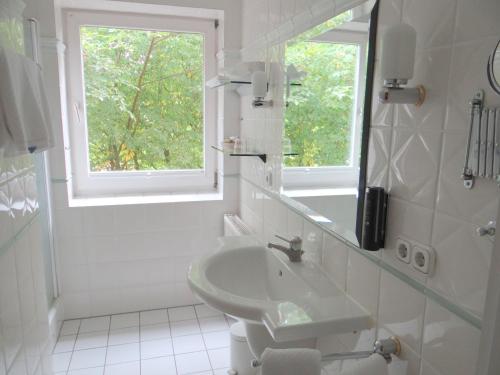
[284,40,358,168]
[81,27,204,172]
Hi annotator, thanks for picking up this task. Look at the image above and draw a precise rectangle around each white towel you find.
[260,348,322,375]
[0,45,54,156]
[338,355,389,375]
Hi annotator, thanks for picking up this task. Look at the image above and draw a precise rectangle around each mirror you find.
[488,39,500,95]
[279,1,379,247]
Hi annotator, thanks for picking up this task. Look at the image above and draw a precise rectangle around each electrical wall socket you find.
[411,246,435,275]
[396,238,412,264]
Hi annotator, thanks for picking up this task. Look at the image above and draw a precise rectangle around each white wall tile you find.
[378,270,425,352]
[367,128,391,187]
[445,36,500,132]
[436,131,499,224]
[346,251,380,318]
[454,0,500,43]
[421,299,481,375]
[394,47,452,131]
[429,212,493,316]
[402,0,457,49]
[302,220,323,264]
[322,233,348,291]
[389,130,442,208]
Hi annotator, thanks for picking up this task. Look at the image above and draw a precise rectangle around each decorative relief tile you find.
[403,0,457,49]
[394,47,452,131]
[445,37,500,132]
[454,0,500,43]
[389,129,442,208]
[428,212,493,317]
[367,127,391,187]
[436,131,499,224]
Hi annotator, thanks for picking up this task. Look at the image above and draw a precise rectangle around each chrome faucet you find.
[267,235,304,262]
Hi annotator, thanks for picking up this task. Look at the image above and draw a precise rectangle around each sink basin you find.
[188,237,371,343]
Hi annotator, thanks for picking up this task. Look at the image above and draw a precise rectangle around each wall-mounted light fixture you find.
[378,23,426,107]
[252,71,273,108]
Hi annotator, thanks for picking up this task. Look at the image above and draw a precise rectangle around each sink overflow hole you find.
[278,270,283,277]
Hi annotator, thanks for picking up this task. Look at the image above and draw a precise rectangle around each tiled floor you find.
[52,304,232,375]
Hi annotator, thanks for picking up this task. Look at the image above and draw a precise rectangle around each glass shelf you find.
[211,146,267,163]
[211,147,299,162]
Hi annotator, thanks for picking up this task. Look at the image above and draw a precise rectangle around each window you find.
[283,30,367,189]
[64,10,217,197]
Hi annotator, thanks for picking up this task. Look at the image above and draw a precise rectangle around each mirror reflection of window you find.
[281,8,372,236]
[285,41,359,168]
[283,13,368,190]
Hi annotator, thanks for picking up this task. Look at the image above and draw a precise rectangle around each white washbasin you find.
[187,237,371,343]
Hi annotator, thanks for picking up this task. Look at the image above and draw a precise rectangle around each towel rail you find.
[462,90,500,189]
[250,336,401,368]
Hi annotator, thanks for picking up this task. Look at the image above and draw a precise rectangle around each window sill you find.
[69,191,222,207]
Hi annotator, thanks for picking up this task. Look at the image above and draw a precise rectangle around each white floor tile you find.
[60,320,81,336]
[75,331,108,350]
[140,338,174,360]
[172,334,205,355]
[141,356,177,375]
[104,361,140,375]
[141,323,171,341]
[168,306,196,322]
[58,305,231,375]
[51,352,72,373]
[203,331,230,350]
[79,317,110,334]
[108,327,139,346]
[54,335,77,353]
[110,313,139,330]
[140,310,169,326]
[208,347,230,369]
[170,320,200,337]
[175,351,211,375]
[68,367,104,375]
[69,348,107,370]
[105,343,140,365]
[199,316,228,333]
[195,304,223,319]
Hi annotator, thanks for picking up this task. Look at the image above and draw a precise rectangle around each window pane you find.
[284,41,358,168]
[80,26,204,172]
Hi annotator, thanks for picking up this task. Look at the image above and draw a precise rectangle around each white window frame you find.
[64,9,217,198]
[283,30,368,190]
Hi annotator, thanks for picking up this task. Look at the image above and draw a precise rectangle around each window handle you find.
[74,102,81,125]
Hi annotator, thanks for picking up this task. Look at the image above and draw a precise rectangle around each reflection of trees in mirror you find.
[81,27,204,172]
[0,19,24,53]
[284,40,358,167]
[288,11,352,46]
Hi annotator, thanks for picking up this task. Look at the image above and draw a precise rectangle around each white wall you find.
[30,0,242,319]
[0,158,56,375]
[238,0,500,374]
[0,3,61,374]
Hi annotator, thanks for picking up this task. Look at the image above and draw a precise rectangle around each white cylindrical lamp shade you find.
[381,23,417,84]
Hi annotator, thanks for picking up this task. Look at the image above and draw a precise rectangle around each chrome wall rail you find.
[250,337,401,368]
[462,90,500,189]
